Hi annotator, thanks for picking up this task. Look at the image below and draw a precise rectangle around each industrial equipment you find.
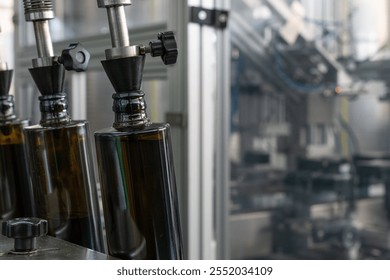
[94,0,183,260]
[229,0,390,260]
[22,0,104,252]
[4,0,390,260]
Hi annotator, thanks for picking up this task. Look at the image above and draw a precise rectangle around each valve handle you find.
[2,218,48,252]
[149,31,178,65]
[60,42,91,72]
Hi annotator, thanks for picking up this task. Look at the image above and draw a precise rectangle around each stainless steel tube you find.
[107,6,130,48]
[33,21,54,58]
[23,0,54,59]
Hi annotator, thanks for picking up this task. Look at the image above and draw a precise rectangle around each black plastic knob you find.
[149,31,178,65]
[2,218,48,252]
[60,42,91,72]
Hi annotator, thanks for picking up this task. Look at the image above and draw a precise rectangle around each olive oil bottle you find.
[0,55,34,220]
[22,0,104,251]
[95,0,183,259]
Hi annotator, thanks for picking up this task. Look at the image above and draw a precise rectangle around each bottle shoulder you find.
[0,119,29,128]
[0,119,29,142]
[95,122,170,137]
[24,120,89,132]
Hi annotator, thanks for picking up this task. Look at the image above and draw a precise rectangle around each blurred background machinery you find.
[228,0,390,260]
[2,0,390,259]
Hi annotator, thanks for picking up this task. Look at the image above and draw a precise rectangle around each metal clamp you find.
[190,7,229,29]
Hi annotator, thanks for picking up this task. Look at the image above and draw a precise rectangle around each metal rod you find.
[106,6,130,48]
[33,21,54,58]
[23,0,54,60]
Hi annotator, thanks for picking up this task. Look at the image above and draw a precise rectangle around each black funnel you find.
[101,56,145,92]
[29,65,65,95]
[0,70,13,97]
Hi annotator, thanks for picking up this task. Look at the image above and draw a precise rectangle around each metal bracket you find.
[190,7,229,29]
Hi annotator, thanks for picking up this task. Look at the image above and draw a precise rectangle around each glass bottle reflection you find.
[0,68,34,220]
[95,55,183,259]
[96,124,182,259]
[24,119,103,251]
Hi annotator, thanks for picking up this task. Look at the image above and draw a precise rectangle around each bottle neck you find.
[0,95,17,122]
[113,91,149,130]
[39,94,70,126]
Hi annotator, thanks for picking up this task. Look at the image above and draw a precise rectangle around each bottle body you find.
[95,123,183,260]
[0,119,34,219]
[24,120,104,252]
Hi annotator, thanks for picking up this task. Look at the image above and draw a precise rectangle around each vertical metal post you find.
[167,0,191,259]
[186,0,202,260]
[185,0,221,260]
[185,0,231,260]
[215,0,231,260]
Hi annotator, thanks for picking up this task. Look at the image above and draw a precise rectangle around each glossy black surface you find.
[95,123,183,260]
[24,121,104,252]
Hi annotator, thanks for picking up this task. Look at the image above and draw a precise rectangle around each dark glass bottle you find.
[95,56,183,259]
[24,64,104,252]
[0,69,34,219]
[21,0,104,251]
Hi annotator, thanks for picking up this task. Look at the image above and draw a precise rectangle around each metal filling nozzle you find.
[23,0,90,100]
[97,0,178,64]
[23,0,55,67]
[97,0,140,59]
